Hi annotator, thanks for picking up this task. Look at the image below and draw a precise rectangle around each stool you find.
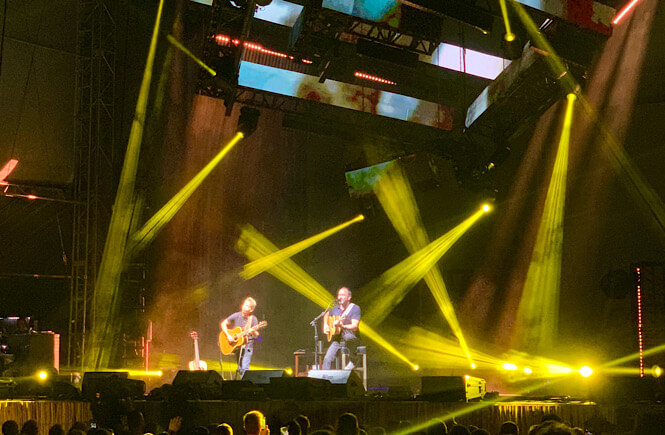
[339,347,350,369]
[340,346,367,390]
[357,346,367,390]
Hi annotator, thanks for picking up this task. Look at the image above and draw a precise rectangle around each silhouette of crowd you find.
[4,407,665,435]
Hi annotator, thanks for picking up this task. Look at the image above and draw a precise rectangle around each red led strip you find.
[636,267,644,377]
[213,34,312,64]
[613,0,642,25]
[354,71,396,86]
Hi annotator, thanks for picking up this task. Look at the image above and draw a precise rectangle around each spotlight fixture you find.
[652,365,662,378]
[237,106,260,137]
[412,364,420,371]
[579,366,593,378]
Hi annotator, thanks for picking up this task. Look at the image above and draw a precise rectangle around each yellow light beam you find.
[600,342,665,369]
[128,132,244,257]
[498,0,516,41]
[515,94,575,351]
[508,0,665,239]
[361,206,489,327]
[86,0,166,369]
[371,161,485,366]
[166,34,217,77]
[393,377,570,435]
[240,214,364,280]
[236,224,416,367]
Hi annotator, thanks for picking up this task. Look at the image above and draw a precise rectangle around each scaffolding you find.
[68,0,117,368]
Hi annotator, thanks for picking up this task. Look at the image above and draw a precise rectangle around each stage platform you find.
[2,398,664,434]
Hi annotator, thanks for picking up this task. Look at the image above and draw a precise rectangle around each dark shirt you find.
[226,312,258,343]
[329,304,361,341]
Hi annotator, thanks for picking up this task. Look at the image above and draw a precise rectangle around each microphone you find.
[331,299,340,306]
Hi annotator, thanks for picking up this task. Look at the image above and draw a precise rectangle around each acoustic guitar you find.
[325,315,345,342]
[218,321,267,355]
[188,331,207,370]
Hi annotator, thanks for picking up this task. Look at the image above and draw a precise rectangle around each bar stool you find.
[340,346,367,390]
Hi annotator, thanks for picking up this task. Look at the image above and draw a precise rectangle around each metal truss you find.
[69,0,117,368]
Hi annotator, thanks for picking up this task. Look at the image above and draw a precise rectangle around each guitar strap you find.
[340,303,355,318]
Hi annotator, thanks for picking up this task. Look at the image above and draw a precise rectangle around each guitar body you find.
[326,315,343,342]
[219,327,246,355]
[218,321,267,355]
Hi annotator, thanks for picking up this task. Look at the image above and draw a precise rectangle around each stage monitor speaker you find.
[221,380,267,400]
[267,376,330,400]
[242,370,286,384]
[172,370,223,387]
[420,376,466,402]
[82,372,129,400]
[308,369,365,398]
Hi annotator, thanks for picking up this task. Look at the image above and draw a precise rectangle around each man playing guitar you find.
[322,287,361,370]
[220,297,260,378]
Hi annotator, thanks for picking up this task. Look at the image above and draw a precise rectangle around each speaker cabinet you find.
[172,370,223,387]
[420,376,486,402]
[242,370,286,384]
[308,370,365,398]
[266,377,330,400]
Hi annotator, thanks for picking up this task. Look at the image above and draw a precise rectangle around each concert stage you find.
[3,397,660,435]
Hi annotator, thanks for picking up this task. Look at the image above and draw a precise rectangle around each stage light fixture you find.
[482,204,491,212]
[652,365,662,378]
[579,366,593,378]
[523,367,532,374]
[502,363,518,371]
[37,371,48,380]
[412,364,420,371]
[238,107,260,137]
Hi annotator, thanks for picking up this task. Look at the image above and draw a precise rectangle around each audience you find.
[336,414,359,435]
[2,421,19,435]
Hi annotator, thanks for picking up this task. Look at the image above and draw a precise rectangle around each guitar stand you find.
[236,345,246,380]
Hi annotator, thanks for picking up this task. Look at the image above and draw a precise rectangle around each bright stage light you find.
[285,368,293,375]
[546,364,573,375]
[502,363,518,371]
[579,366,594,378]
[240,214,364,279]
[504,33,516,42]
[412,364,420,371]
[482,204,491,212]
[515,94,575,351]
[523,367,532,374]
[237,224,416,367]
[37,371,48,380]
[471,363,477,369]
[652,365,662,378]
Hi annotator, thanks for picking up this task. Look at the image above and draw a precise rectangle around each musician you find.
[322,287,361,370]
[220,297,259,377]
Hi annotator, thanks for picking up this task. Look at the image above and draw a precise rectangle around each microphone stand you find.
[310,300,336,370]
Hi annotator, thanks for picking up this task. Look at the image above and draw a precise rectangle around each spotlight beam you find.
[240,214,364,280]
[508,0,665,241]
[498,0,515,41]
[361,207,488,327]
[369,162,487,366]
[86,0,166,369]
[128,132,244,258]
[236,224,417,367]
[515,94,575,351]
[166,34,217,76]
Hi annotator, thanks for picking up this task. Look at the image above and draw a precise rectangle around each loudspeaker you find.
[308,370,365,398]
[242,370,286,384]
[221,380,266,400]
[266,377,330,400]
[172,370,223,387]
[420,376,466,402]
[82,372,129,400]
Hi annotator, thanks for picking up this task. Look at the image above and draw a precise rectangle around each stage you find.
[4,398,662,434]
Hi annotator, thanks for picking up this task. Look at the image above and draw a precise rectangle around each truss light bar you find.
[354,71,396,85]
[214,34,313,64]
[613,0,642,24]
